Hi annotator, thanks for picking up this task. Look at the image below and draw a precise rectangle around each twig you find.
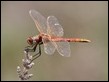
[17,51,34,80]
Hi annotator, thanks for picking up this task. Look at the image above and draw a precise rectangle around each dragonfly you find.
[25,10,91,62]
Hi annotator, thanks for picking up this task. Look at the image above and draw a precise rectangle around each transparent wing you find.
[47,16,64,37]
[29,10,47,33]
[55,41,71,57]
[42,37,56,55]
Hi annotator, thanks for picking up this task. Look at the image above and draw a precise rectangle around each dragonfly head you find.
[27,37,34,45]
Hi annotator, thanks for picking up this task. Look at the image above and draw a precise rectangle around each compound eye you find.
[27,37,33,45]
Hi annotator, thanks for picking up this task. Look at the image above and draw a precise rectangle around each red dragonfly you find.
[25,10,91,62]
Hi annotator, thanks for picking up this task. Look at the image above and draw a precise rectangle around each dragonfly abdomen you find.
[51,38,91,43]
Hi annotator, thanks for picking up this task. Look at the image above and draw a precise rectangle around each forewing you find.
[29,10,47,33]
[55,41,71,57]
[47,16,64,37]
[42,37,56,55]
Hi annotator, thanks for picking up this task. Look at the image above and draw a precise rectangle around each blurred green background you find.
[1,1,108,81]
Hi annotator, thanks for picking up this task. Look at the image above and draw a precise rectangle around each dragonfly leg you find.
[24,44,37,53]
[30,43,41,63]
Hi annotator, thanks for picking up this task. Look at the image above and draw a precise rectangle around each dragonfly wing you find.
[55,41,71,57]
[47,16,64,37]
[42,37,56,55]
[29,10,47,33]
